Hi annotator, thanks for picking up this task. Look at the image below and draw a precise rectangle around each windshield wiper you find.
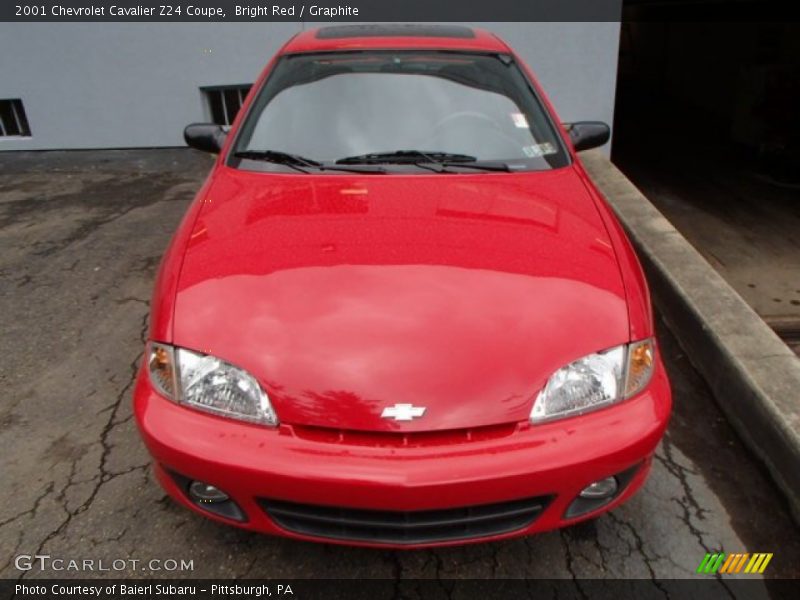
[234,150,386,174]
[337,150,476,165]
[234,150,318,174]
[336,150,511,172]
[436,161,512,173]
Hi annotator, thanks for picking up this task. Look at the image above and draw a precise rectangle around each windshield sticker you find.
[522,142,557,158]
[510,112,529,128]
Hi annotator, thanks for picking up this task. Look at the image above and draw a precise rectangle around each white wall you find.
[0,22,620,151]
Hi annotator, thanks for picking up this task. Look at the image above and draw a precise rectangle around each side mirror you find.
[184,123,227,154]
[563,121,610,152]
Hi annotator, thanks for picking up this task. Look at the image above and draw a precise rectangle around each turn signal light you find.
[625,339,654,397]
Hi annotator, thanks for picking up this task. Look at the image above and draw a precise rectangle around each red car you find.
[134,24,671,548]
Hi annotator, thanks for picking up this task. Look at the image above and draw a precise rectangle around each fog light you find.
[565,464,641,519]
[579,477,618,500]
[188,481,229,503]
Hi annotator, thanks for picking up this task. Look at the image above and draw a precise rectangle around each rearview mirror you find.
[563,122,610,152]
[184,123,227,154]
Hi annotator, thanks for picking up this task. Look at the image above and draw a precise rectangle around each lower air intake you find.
[259,495,551,545]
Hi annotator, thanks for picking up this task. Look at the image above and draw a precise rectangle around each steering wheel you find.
[433,110,500,131]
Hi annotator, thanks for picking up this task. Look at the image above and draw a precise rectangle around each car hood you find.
[173,166,629,432]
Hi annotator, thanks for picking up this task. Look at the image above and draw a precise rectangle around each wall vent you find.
[202,85,252,127]
[0,99,31,137]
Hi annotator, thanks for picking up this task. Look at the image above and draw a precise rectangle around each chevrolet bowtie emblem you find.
[381,403,427,421]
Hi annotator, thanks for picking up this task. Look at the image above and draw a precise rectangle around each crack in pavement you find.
[653,438,737,595]
[619,442,737,598]
[16,306,150,582]
[656,435,708,525]
[605,511,669,598]
[559,529,588,599]
[0,481,54,531]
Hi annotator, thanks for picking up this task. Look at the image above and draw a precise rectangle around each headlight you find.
[531,338,655,423]
[147,343,278,426]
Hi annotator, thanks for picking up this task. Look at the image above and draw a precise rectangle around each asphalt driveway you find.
[0,149,797,589]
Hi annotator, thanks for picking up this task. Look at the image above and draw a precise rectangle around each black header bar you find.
[3,1,797,23]
[4,1,622,22]
[3,578,800,600]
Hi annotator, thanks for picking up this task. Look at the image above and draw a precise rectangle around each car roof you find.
[282,25,511,55]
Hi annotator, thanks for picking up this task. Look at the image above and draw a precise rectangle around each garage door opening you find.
[611,13,800,354]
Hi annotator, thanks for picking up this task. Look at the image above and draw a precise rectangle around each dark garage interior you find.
[613,10,800,354]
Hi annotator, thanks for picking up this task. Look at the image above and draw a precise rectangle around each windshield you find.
[230,51,570,173]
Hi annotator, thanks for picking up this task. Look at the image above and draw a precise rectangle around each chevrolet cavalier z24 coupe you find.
[134,25,671,548]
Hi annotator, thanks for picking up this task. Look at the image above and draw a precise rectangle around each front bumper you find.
[133,360,671,548]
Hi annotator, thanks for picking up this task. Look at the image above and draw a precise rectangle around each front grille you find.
[259,496,551,545]
[290,422,519,447]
